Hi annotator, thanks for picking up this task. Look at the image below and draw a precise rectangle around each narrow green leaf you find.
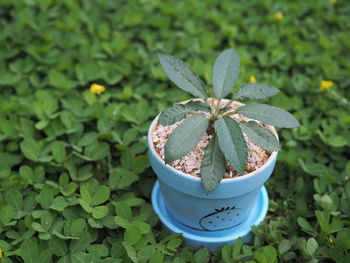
[200,136,226,194]
[215,116,247,174]
[164,114,209,163]
[158,104,192,126]
[158,53,207,99]
[184,101,211,112]
[234,83,279,100]
[159,102,211,126]
[239,121,280,151]
[235,104,300,128]
[213,48,240,98]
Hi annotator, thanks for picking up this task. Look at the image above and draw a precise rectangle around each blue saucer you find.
[151,181,269,251]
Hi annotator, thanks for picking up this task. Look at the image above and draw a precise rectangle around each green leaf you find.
[49,237,68,256]
[336,230,350,249]
[213,48,240,98]
[239,121,280,151]
[5,189,23,211]
[200,136,226,194]
[36,187,54,209]
[215,116,247,174]
[70,219,86,236]
[158,53,207,99]
[235,104,300,128]
[297,217,317,236]
[114,201,132,221]
[80,184,92,204]
[137,246,155,262]
[260,246,277,263]
[184,101,211,112]
[278,239,291,254]
[315,210,330,234]
[48,70,76,89]
[31,222,46,232]
[92,205,109,219]
[122,241,139,263]
[149,250,164,263]
[38,249,52,263]
[234,83,279,100]
[61,182,78,196]
[221,245,232,262]
[84,142,110,160]
[20,137,40,161]
[164,114,209,163]
[78,199,93,213]
[125,226,142,245]
[19,165,34,184]
[70,232,92,252]
[18,239,38,263]
[232,238,243,256]
[109,168,139,189]
[92,186,110,205]
[305,238,318,256]
[194,247,209,263]
[0,205,15,225]
[50,196,70,211]
[70,252,88,263]
[51,141,66,163]
[158,104,192,126]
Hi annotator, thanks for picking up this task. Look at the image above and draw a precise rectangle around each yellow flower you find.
[90,83,106,94]
[329,0,337,4]
[320,80,333,91]
[0,248,3,258]
[274,12,284,21]
[249,75,257,83]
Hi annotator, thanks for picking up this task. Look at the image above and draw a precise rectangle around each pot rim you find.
[148,99,279,184]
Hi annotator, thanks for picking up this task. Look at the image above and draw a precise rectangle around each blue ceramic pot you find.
[148,103,278,231]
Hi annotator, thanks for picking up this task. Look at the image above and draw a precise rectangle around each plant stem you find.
[215,98,222,116]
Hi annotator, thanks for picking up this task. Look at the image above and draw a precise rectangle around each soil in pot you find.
[152,101,273,178]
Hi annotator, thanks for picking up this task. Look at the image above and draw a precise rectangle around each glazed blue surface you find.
[152,181,269,251]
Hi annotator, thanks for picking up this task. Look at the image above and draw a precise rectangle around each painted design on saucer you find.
[199,206,243,231]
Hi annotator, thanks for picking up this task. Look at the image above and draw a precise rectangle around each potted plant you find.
[148,49,300,235]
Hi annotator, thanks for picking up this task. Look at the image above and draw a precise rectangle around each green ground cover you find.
[0,0,349,262]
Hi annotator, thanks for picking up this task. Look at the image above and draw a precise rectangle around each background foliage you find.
[0,0,349,262]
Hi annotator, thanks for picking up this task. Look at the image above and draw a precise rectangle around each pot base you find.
[151,180,269,251]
